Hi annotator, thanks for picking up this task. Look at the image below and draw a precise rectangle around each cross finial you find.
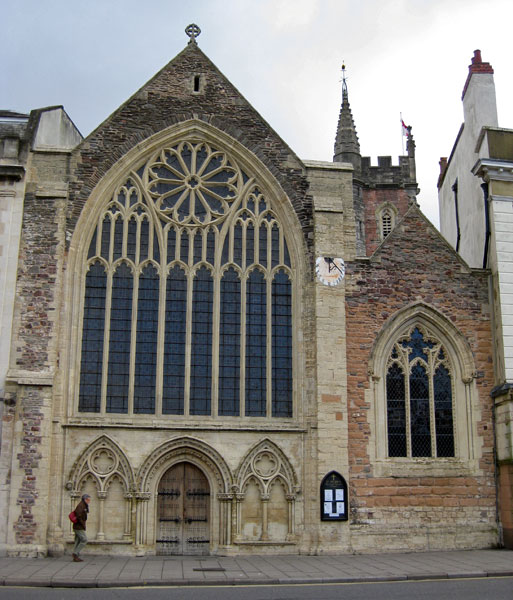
[185,23,201,45]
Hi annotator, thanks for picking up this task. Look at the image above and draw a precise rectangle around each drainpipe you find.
[452,180,461,253]
[482,182,491,269]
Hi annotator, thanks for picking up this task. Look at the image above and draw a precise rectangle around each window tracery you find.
[78,139,294,418]
[386,326,454,458]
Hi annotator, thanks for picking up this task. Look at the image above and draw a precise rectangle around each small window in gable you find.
[192,74,203,94]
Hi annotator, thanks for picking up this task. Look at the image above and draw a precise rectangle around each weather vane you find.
[341,61,348,95]
[185,24,201,45]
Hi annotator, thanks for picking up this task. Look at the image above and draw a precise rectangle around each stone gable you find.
[67,44,313,256]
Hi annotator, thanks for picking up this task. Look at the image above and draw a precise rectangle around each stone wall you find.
[344,204,497,550]
[67,43,313,259]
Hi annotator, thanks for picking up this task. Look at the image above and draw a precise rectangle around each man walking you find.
[72,493,91,562]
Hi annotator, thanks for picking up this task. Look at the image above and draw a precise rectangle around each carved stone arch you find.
[268,474,289,493]
[68,119,305,271]
[77,472,101,494]
[369,302,481,470]
[111,257,136,275]
[67,434,135,495]
[375,201,398,219]
[271,265,293,279]
[86,256,109,271]
[235,438,299,496]
[63,118,307,421]
[136,436,233,495]
[168,260,187,273]
[245,263,268,280]
[220,263,243,278]
[138,258,159,271]
[191,262,215,277]
[104,472,124,491]
[369,302,475,382]
[241,474,265,495]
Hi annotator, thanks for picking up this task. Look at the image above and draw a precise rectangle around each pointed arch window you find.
[378,205,396,241]
[385,326,454,458]
[77,139,294,418]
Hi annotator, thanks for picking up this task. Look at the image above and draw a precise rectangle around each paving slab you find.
[0,548,510,588]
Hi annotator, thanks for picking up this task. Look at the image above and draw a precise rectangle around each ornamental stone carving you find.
[136,436,233,494]
[67,435,135,496]
[147,141,245,227]
[236,439,299,497]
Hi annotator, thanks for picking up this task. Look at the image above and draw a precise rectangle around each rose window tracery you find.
[147,141,244,226]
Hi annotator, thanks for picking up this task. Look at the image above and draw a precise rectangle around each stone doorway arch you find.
[135,437,233,554]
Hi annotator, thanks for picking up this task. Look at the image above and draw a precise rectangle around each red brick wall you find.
[345,205,496,528]
[363,187,411,256]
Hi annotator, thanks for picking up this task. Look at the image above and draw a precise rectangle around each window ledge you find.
[63,419,306,433]
[374,458,479,478]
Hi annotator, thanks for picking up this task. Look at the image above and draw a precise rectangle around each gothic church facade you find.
[0,30,498,556]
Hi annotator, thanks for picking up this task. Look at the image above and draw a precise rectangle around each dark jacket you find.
[73,499,89,531]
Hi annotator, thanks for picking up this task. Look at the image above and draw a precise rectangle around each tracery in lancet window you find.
[386,326,454,458]
[78,139,294,418]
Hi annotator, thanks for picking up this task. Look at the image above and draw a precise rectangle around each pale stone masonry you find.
[0,33,501,557]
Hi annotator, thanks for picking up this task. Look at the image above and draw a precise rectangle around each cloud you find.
[258,0,320,31]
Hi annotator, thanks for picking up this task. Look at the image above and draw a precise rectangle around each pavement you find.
[0,548,512,588]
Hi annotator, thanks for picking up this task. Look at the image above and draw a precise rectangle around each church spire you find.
[333,63,361,171]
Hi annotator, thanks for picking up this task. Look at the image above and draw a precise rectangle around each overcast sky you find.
[2,0,513,227]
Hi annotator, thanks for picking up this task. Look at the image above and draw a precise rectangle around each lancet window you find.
[78,139,294,418]
[385,326,454,458]
[380,207,394,239]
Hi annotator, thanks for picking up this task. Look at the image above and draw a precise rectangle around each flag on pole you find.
[401,119,409,136]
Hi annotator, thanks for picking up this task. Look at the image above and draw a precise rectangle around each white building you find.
[438,50,513,548]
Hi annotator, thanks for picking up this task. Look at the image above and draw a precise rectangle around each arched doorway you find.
[156,462,210,555]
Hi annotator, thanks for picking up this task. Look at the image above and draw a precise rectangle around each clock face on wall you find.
[315,257,345,286]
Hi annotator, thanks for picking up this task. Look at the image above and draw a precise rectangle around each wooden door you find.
[156,462,210,555]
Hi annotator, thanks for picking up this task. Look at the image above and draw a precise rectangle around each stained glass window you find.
[386,327,454,458]
[246,270,267,417]
[434,364,454,457]
[190,268,213,415]
[386,363,406,457]
[162,266,186,414]
[78,139,294,418]
[272,271,292,417]
[79,262,107,412]
[219,268,241,416]
[133,264,159,414]
[106,263,133,413]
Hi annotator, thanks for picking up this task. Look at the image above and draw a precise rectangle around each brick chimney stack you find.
[462,49,494,100]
